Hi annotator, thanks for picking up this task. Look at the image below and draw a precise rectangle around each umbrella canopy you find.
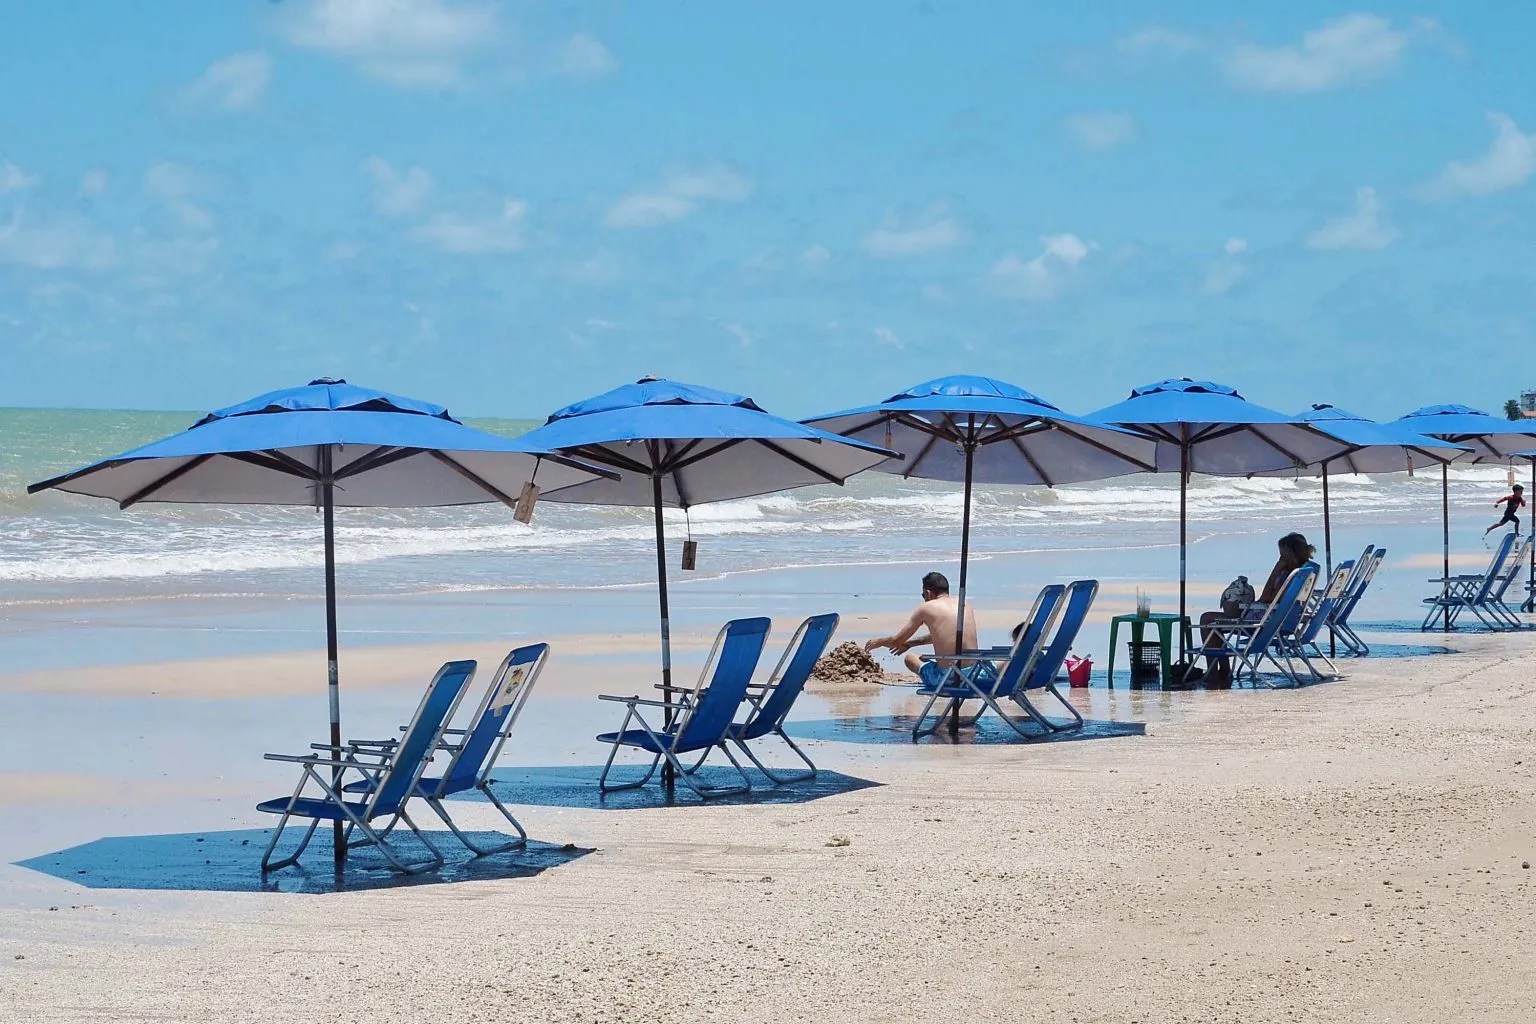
[1088,379,1354,647]
[1390,405,1536,630]
[806,374,1156,486]
[30,379,604,507]
[517,378,896,743]
[29,378,613,862]
[806,375,1157,706]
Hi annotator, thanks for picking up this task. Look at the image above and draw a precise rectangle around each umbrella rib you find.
[1049,422,1158,474]
[562,445,653,476]
[1239,424,1303,466]
[1006,433,1053,487]
[118,454,216,509]
[896,411,958,442]
[753,438,846,486]
[658,438,706,474]
[232,449,324,480]
[901,430,945,480]
[334,446,418,480]
[425,451,519,509]
[666,438,744,476]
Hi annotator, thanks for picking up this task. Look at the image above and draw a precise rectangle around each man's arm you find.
[865,607,929,654]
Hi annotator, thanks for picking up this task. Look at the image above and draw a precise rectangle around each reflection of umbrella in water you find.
[515,378,896,781]
[1087,379,1353,654]
[805,374,1156,700]
[1389,405,1536,631]
[27,378,613,862]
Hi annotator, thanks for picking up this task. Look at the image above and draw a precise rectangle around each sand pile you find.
[811,641,890,686]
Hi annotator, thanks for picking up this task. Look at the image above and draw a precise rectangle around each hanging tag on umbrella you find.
[513,481,540,524]
[681,508,697,570]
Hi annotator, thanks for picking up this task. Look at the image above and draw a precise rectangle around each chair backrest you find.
[739,613,838,740]
[990,584,1066,697]
[1491,535,1532,601]
[1295,560,1353,644]
[673,617,772,752]
[1021,580,1098,691]
[1472,532,1517,603]
[368,660,476,817]
[1277,562,1320,637]
[1243,565,1317,656]
[1333,547,1384,624]
[434,643,549,795]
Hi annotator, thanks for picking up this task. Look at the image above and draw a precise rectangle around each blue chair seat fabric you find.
[255,796,372,822]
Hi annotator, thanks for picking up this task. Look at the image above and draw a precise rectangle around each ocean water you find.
[0,406,1529,610]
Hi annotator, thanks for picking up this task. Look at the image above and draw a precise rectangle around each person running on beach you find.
[864,571,980,685]
[1485,484,1526,537]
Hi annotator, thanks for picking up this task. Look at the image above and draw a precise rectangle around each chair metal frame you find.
[720,613,839,785]
[1193,565,1319,687]
[1279,560,1353,681]
[1329,546,1384,655]
[1421,532,1516,631]
[258,660,475,874]
[596,617,770,800]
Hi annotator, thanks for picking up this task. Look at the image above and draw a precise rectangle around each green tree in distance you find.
[1505,399,1523,421]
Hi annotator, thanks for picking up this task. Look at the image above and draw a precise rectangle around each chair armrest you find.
[599,694,690,710]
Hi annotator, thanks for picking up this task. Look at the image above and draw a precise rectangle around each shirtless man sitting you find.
[864,571,980,686]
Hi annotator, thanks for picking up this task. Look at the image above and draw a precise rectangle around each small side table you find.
[1106,613,1195,688]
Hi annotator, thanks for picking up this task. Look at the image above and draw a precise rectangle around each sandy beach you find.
[2,608,1533,1024]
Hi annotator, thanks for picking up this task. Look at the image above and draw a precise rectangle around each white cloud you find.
[1421,113,1536,199]
[1203,238,1250,295]
[1224,14,1409,92]
[555,33,616,80]
[861,210,965,258]
[604,165,751,228]
[1064,112,1138,151]
[364,156,434,217]
[327,240,362,260]
[413,198,527,253]
[144,163,215,232]
[872,325,903,348]
[176,51,272,111]
[1306,187,1399,250]
[991,234,1094,301]
[1223,237,1248,254]
[277,0,501,88]
[0,160,38,194]
[79,170,109,197]
[800,244,830,268]
[0,212,117,270]
[1117,26,1203,57]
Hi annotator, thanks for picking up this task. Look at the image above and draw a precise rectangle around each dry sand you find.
[3,631,1536,1023]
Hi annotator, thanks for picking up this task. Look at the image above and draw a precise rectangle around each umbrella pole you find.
[1323,464,1335,660]
[1179,442,1189,660]
[1442,463,1451,633]
[652,472,675,793]
[951,443,975,737]
[321,449,344,867]
[1527,460,1535,614]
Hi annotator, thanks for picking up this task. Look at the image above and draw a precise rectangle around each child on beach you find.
[1485,484,1526,537]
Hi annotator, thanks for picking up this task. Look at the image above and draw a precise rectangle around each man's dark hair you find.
[922,571,949,596]
[1517,484,1526,492]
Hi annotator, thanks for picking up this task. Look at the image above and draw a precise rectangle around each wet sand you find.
[2,619,1534,1023]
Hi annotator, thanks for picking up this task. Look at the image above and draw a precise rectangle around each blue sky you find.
[1,1,1532,420]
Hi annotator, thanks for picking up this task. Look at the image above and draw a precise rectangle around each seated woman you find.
[1198,532,1316,685]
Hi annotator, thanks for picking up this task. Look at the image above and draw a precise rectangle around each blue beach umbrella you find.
[516,377,897,706]
[1390,405,1536,630]
[805,374,1157,667]
[28,378,614,861]
[1088,379,1353,649]
[1256,404,1467,577]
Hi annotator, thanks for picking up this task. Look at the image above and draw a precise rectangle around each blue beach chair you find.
[1330,546,1383,655]
[1421,532,1515,631]
[721,613,839,784]
[911,584,1066,740]
[258,660,475,874]
[597,617,771,799]
[1191,565,1318,687]
[1485,534,1532,629]
[343,644,549,856]
[1280,560,1353,680]
[1005,579,1098,732]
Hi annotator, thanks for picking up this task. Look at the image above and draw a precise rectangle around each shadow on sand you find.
[787,715,1146,746]
[15,830,591,894]
[484,764,880,810]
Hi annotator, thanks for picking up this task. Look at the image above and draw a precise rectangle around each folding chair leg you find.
[260,813,320,873]
[732,727,818,785]
[911,689,962,740]
[423,794,523,857]
[598,747,662,793]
